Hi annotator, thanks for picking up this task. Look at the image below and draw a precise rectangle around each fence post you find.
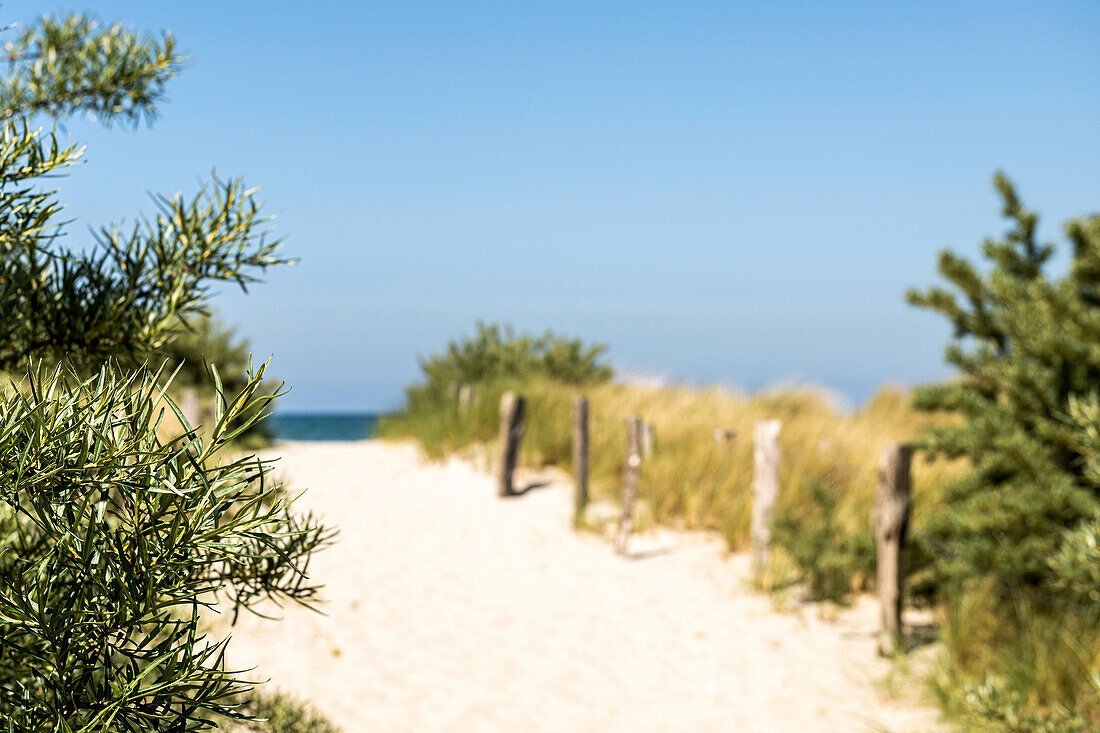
[497,392,525,497]
[641,420,656,460]
[873,442,913,656]
[713,428,736,445]
[179,388,202,432]
[573,397,590,527]
[458,384,473,414]
[751,420,782,586]
[617,415,643,555]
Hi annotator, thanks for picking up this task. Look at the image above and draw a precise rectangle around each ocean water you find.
[270,413,379,442]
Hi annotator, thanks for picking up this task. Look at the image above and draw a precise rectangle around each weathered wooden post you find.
[751,420,782,586]
[573,396,590,527]
[457,384,474,414]
[497,392,526,497]
[873,442,913,656]
[713,427,737,445]
[641,420,656,460]
[617,415,643,555]
[179,388,202,431]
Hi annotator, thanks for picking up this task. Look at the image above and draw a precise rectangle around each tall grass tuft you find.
[933,581,1100,727]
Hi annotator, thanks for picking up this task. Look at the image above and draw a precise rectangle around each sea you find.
[269,412,380,442]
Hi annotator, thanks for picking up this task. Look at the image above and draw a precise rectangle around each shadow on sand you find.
[503,480,553,498]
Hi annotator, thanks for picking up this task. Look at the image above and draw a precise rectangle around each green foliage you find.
[159,318,255,392]
[0,14,178,125]
[152,316,278,447]
[0,160,285,370]
[410,322,612,400]
[1046,520,1100,609]
[771,479,874,602]
[0,10,325,731]
[907,173,1100,593]
[389,323,611,460]
[962,678,1096,732]
[0,13,284,372]
[910,174,1100,719]
[933,583,1100,728]
[0,364,334,730]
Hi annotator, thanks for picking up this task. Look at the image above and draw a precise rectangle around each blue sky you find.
[7,1,1100,410]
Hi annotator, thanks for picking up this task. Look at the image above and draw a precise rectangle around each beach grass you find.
[378,377,964,553]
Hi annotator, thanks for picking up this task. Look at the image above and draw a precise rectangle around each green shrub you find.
[384,322,613,458]
[411,321,611,399]
[0,364,333,729]
[910,174,1100,718]
[1046,520,1100,609]
[908,173,1100,594]
[0,10,325,730]
[961,678,1095,732]
[933,583,1100,728]
[771,479,874,602]
[152,315,279,447]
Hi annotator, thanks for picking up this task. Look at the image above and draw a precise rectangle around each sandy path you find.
[216,440,942,732]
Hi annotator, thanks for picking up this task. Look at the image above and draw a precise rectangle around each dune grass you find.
[932,582,1100,729]
[378,377,963,553]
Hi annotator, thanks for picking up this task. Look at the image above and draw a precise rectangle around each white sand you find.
[216,440,943,732]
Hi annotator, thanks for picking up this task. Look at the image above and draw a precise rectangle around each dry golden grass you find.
[379,377,965,550]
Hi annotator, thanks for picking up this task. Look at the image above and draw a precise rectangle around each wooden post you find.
[497,392,526,497]
[458,384,473,414]
[873,442,913,656]
[713,428,737,445]
[572,397,590,527]
[179,388,202,431]
[641,420,656,460]
[751,420,782,585]
[617,415,643,555]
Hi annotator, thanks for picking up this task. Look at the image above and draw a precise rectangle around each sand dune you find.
[215,440,943,732]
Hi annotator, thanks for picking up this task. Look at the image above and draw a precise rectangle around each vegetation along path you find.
[218,440,943,732]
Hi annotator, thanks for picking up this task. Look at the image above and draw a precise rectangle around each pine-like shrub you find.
[908,173,1100,592]
[910,174,1100,719]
